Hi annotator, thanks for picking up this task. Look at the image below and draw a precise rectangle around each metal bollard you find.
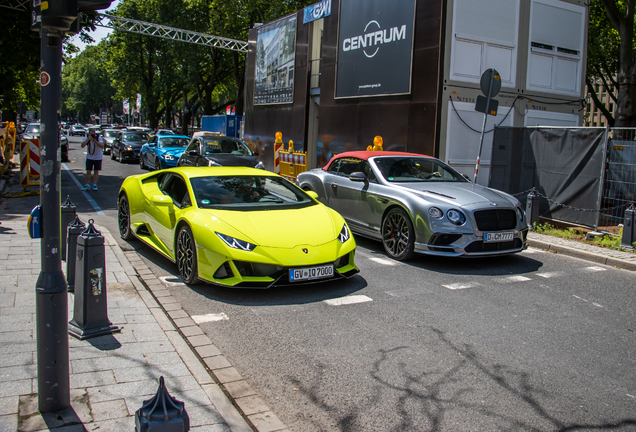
[526,189,540,229]
[135,376,190,432]
[61,196,76,262]
[621,203,635,250]
[66,215,86,292]
[68,220,120,340]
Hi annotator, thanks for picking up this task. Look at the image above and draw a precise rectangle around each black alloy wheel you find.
[176,225,199,285]
[118,194,134,240]
[381,207,415,261]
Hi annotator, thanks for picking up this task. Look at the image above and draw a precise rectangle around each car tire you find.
[176,225,200,285]
[381,207,415,261]
[118,194,134,241]
[140,155,147,170]
[155,160,161,171]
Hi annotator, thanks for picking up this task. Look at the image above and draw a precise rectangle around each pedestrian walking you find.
[81,128,104,191]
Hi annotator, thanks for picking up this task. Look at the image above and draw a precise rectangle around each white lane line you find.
[501,275,532,282]
[191,313,229,324]
[368,257,397,266]
[583,266,607,272]
[323,295,373,306]
[573,295,604,308]
[536,271,564,279]
[62,162,105,216]
[443,282,479,290]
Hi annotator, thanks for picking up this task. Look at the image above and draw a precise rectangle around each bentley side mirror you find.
[349,172,367,183]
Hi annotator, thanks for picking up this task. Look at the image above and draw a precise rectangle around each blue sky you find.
[68,0,121,53]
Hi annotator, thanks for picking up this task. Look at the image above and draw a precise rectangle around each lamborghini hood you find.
[202,205,340,248]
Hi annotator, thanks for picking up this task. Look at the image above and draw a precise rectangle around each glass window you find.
[159,137,189,148]
[123,133,149,141]
[160,174,189,207]
[103,130,119,138]
[326,159,340,173]
[374,157,468,183]
[336,158,364,176]
[202,139,253,155]
[190,175,317,211]
[26,124,40,134]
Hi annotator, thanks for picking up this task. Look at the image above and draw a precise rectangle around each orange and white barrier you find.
[274,131,283,174]
[28,139,40,177]
[279,139,307,180]
[19,138,40,189]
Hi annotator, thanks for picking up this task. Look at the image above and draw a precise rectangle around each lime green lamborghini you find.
[117,167,359,287]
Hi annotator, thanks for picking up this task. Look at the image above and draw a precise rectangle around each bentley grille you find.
[473,209,517,231]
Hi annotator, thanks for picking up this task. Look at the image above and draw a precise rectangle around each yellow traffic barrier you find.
[366,135,384,152]
[279,139,307,180]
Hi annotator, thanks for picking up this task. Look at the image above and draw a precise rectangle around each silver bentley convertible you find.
[296,151,529,260]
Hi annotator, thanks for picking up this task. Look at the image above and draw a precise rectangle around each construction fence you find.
[489,126,636,231]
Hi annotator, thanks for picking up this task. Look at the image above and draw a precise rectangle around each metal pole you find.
[474,71,495,183]
[36,29,70,413]
[594,125,611,231]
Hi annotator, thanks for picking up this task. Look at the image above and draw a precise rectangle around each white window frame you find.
[449,0,520,87]
[527,0,586,97]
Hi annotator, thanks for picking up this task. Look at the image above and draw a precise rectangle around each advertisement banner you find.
[254,14,297,105]
[123,100,129,115]
[304,0,331,24]
[136,93,142,113]
[336,0,416,99]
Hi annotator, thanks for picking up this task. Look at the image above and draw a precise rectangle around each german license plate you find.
[289,265,334,282]
[484,231,514,243]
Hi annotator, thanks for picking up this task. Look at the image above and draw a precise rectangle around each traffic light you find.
[33,0,114,32]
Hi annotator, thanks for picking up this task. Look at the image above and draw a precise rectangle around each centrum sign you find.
[336,0,415,98]
[342,21,407,58]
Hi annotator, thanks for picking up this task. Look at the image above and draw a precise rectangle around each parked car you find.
[60,133,69,162]
[22,123,69,162]
[100,129,120,155]
[177,133,264,169]
[69,125,87,136]
[296,151,529,260]
[151,129,175,136]
[140,135,190,170]
[111,131,149,163]
[117,167,359,287]
[22,123,40,140]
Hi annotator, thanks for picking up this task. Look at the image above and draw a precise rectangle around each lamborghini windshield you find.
[373,157,468,183]
[190,175,316,210]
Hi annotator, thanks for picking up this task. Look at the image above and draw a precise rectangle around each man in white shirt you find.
[81,128,104,191]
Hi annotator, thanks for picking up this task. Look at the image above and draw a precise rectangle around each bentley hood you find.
[399,182,518,207]
[202,205,340,248]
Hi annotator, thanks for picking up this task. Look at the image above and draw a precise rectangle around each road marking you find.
[368,257,397,266]
[62,162,105,216]
[443,282,479,290]
[191,313,229,323]
[323,295,373,306]
[573,295,604,308]
[583,266,607,272]
[536,271,564,279]
[501,275,532,282]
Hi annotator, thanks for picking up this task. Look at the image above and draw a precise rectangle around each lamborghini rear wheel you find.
[176,225,199,285]
[118,194,134,241]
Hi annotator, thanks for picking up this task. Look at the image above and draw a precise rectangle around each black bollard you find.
[526,189,540,229]
[60,196,76,262]
[66,215,86,293]
[620,203,635,250]
[135,376,190,432]
[68,220,120,340]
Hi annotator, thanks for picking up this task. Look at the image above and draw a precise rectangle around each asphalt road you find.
[8,136,636,431]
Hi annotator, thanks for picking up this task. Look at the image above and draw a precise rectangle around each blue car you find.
[140,134,190,170]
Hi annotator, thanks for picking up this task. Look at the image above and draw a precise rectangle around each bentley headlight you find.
[255,161,265,169]
[428,207,444,219]
[208,160,222,167]
[338,224,350,243]
[447,209,466,225]
[517,206,525,222]
[216,232,256,251]
[164,154,177,161]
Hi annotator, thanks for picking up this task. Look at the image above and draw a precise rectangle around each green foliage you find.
[532,222,635,252]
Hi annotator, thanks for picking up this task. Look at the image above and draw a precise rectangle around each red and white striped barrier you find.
[28,138,40,177]
[274,140,283,174]
[20,140,29,188]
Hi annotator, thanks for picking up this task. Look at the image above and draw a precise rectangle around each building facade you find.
[243,0,588,184]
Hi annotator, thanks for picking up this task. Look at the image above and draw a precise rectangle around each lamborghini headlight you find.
[338,224,350,243]
[215,232,256,251]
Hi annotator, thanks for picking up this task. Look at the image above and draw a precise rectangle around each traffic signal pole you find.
[36,29,71,412]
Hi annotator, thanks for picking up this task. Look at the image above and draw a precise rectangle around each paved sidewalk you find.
[0,219,287,432]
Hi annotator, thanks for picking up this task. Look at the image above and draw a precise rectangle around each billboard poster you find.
[336,0,416,99]
[254,14,297,105]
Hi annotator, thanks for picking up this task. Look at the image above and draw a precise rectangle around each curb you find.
[101,229,290,432]
[527,239,636,272]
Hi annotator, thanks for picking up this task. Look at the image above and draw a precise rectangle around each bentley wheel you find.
[176,225,199,285]
[381,208,415,261]
[118,194,134,240]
